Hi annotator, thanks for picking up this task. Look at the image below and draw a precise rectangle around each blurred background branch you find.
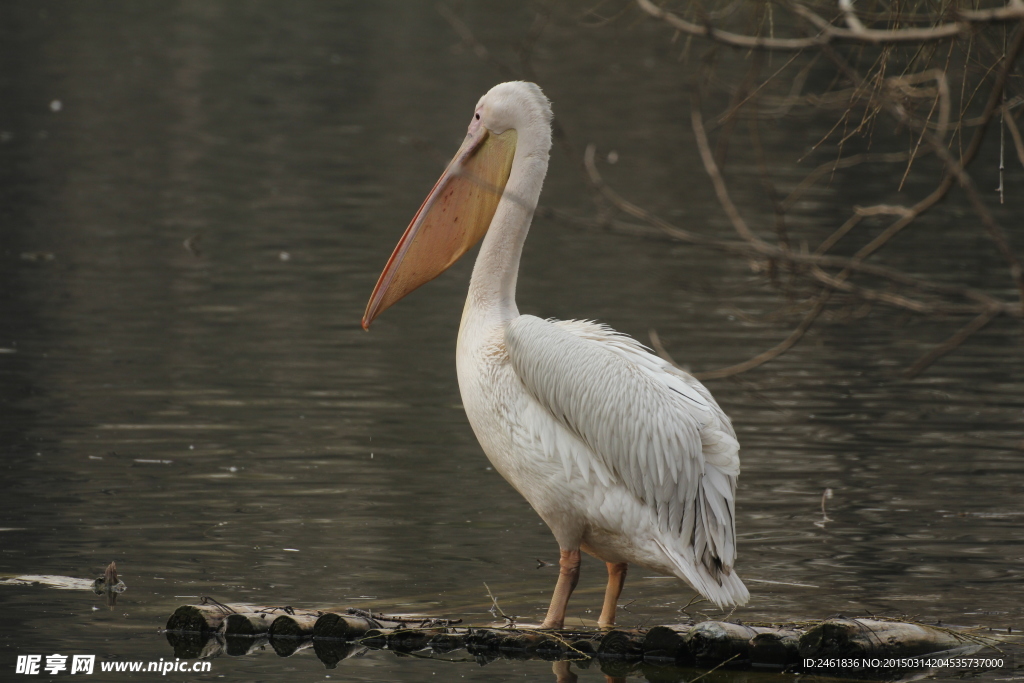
[441,0,1023,378]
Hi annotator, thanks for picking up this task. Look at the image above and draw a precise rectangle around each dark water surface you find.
[2,2,1022,681]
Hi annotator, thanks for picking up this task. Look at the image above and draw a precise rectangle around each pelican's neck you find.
[464,137,549,326]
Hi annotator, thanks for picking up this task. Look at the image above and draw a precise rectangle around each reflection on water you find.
[1,1,1021,681]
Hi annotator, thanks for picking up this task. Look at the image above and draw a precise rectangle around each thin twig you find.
[694,294,831,380]
[483,582,511,623]
[649,328,684,369]
[905,308,1001,378]
[1004,106,1024,167]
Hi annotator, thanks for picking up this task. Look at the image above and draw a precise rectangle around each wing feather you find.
[505,315,741,572]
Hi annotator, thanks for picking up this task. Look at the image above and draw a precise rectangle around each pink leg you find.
[539,549,581,629]
[597,562,628,628]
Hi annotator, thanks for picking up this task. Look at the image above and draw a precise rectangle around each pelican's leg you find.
[552,661,578,683]
[597,562,628,628]
[539,548,580,629]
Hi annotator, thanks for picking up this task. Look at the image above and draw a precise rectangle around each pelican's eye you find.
[475,113,480,120]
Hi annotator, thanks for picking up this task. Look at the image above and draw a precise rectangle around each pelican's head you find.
[361,82,551,330]
[470,81,552,145]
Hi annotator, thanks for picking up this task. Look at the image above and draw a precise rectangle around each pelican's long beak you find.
[362,127,517,329]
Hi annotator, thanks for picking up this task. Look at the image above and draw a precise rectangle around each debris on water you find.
[20,251,55,262]
[1,560,126,606]
[94,562,125,594]
[183,234,202,257]
[815,487,834,528]
[94,561,126,607]
[50,99,62,112]
[1,575,97,590]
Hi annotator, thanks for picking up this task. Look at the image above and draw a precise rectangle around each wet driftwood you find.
[749,628,803,670]
[598,628,646,659]
[166,601,321,638]
[426,630,465,653]
[165,603,999,676]
[643,624,696,664]
[1,561,126,597]
[166,602,253,634]
[268,612,320,639]
[312,608,457,640]
[687,621,780,665]
[312,612,381,640]
[799,618,977,660]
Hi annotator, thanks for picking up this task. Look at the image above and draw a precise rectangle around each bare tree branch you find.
[904,308,1000,378]
[636,0,1024,50]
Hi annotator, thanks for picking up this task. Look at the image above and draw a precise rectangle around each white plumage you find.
[460,312,748,614]
[507,317,746,602]
[365,81,748,627]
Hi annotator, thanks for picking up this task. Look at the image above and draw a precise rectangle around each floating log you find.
[388,628,444,652]
[164,602,998,676]
[223,611,276,637]
[497,631,574,661]
[799,618,975,662]
[566,635,602,658]
[597,628,645,660]
[312,612,381,640]
[310,608,454,641]
[749,628,802,670]
[428,631,465,653]
[498,632,548,653]
[464,627,506,654]
[267,610,322,639]
[642,624,695,664]
[534,634,574,660]
[359,628,392,648]
[223,606,322,637]
[166,602,321,639]
[344,607,460,629]
[166,603,257,634]
[686,621,776,666]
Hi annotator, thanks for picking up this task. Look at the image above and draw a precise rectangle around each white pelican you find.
[363,82,748,628]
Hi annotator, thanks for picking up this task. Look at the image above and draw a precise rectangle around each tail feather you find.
[654,538,750,608]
